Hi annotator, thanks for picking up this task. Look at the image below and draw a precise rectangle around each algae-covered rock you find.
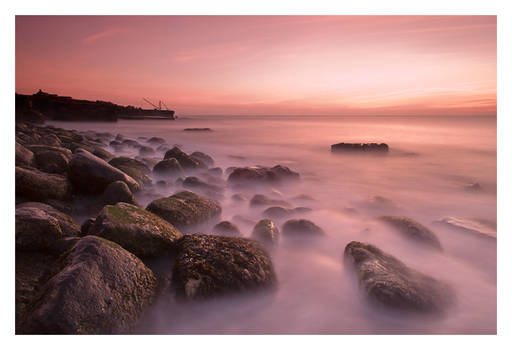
[164,146,206,169]
[15,206,63,251]
[172,234,276,300]
[252,219,279,245]
[88,203,183,258]
[109,157,152,185]
[16,166,71,201]
[228,165,299,186]
[20,236,158,334]
[146,191,221,229]
[379,216,442,250]
[68,149,140,193]
[95,181,137,208]
[344,241,455,313]
[153,158,184,177]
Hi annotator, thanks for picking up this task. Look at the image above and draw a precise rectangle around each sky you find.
[15,15,496,116]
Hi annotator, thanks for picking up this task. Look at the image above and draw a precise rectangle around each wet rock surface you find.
[88,203,183,258]
[379,216,442,250]
[282,219,325,238]
[153,158,184,176]
[344,241,455,313]
[17,202,80,238]
[252,219,279,245]
[172,234,276,300]
[19,236,158,334]
[109,157,152,185]
[16,166,71,201]
[228,165,299,186]
[164,146,206,169]
[212,221,241,236]
[146,191,221,229]
[68,149,141,193]
[15,206,63,252]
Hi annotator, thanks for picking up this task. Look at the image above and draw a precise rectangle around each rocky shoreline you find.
[15,121,457,334]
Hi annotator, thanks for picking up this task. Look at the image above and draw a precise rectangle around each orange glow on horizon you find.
[15,15,496,116]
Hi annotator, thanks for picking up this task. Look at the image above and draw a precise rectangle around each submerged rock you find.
[172,234,276,300]
[20,236,158,334]
[228,165,299,186]
[88,203,183,258]
[183,128,212,132]
[252,219,279,245]
[331,142,389,153]
[262,206,291,219]
[16,166,71,201]
[17,202,80,238]
[182,176,223,193]
[282,219,325,238]
[147,136,166,145]
[146,191,221,229]
[68,149,140,194]
[379,216,442,250]
[212,221,241,236]
[433,216,496,240]
[250,194,291,207]
[344,241,455,313]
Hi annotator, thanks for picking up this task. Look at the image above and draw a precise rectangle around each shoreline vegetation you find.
[15,101,462,334]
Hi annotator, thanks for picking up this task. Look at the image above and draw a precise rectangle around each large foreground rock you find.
[344,241,454,313]
[20,236,158,334]
[17,202,80,238]
[16,206,63,251]
[172,234,276,300]
[146,191,221,229]
[228,165,299,186]
[379,216,442,250]
[68,149,140,193]
[16,166,71,201]
[88,203,183,258]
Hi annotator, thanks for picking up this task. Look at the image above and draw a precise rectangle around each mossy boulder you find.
[379,216,442,250]
[212,221,241,236]
[228,165,299,186]
[16,166,71,201]
[172,234,276,300]
[20,236,158,334]
[17,202,80,238]
[252,219,279,245]
[164,146,206,169]
[109,157,152,185]
[146,191,221,229]
[344,241,455,313]
[68,149,140,194]
[88,203,183,258]
[282,219,325,238]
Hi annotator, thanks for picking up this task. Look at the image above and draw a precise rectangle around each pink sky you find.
[15,16,496,115]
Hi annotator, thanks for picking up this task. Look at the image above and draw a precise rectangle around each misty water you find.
[49,115,496,334]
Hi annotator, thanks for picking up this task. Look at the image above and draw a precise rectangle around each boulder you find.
[190,151,214,166]
[92,147,114,161]
[147,137,166,145]
[231,194,247,202]
[152,158,184,177]
[16,166,71,201]
[68,149,140,194]
[109,157,152,185]
[138,146,154,156]
[17,202,80,238]
[262,206,291,219]
[282,219,325,238]
[15,142,34,167]
[379,216,442,250]
[164,146,206,169]
[88,203,183,258]
[182,176,223,193]
[228,165,299,186]
[331,142,389,153]
[208,167,223,176]
[95,181,137,208]
[252,219,279,245]
[39,134,62,147]
[146,191,221,230]
[344,241,455,313]
[212,221,241,236]
[250,194,291,207]
[15,206,62,251]
[172,234,276,300]
[33,149,69,174]
[20,236,158,334]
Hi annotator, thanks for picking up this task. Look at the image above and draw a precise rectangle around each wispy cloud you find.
[82,27,126,45]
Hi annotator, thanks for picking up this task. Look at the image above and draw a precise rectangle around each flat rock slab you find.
[146,191,221,230]
[331,142,389,153]
[172,234,276,300]
[20,236,157,334]
[379,216,442,250]
[89,202,183,258]
[344,241,455,313]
